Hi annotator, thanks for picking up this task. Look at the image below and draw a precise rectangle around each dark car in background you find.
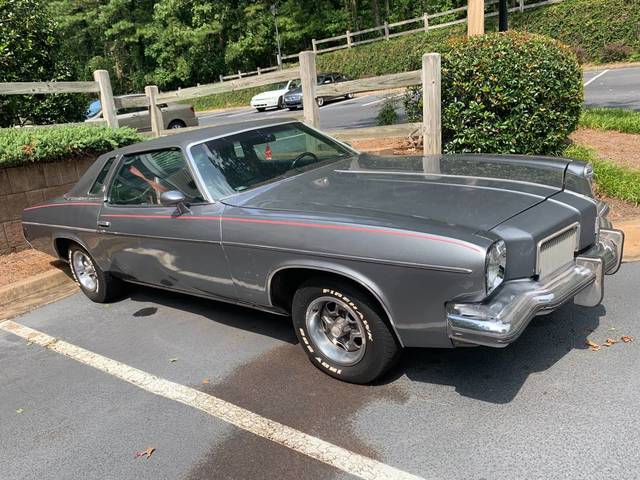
[85,94,199,132]
[283,73,353,109]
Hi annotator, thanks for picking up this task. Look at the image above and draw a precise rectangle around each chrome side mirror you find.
[160,190,190,215]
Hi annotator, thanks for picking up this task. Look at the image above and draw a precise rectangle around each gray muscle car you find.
[21,119,624,383]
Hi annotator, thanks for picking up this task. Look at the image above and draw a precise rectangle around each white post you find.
[299,51,320,128]
[346,30,353,48]
[384,21,390,39]
[144,85,163,138]
[519,0,524,12]
[423,13,429,31]
[257,67,262,75]
[312,39,317,53]
[219,74,224,83]
[93,70,118,128]
[277,53,283,69]
[238,70,242,78]
[422,53,441,157]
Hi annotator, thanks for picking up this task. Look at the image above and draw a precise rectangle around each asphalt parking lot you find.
[2,262,639,480]
[197,66,640,131]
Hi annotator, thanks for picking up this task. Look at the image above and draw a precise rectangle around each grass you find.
[0,125,143,168]
[564,143,640,204]
[579,108,640,135]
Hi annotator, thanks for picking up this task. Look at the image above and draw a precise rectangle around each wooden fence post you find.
[312,39,317,53]
[346,30,353,47]
[519,0,524,12]
[144,85,163,138]
[384,21,390,39]
[299,51,320,128]
[219,74,224,83]
[423,13,429,31]
[93,70,118,128]
[422,53,441,157]
[467,0,485,36]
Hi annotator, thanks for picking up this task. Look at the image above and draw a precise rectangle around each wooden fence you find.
[306,0,563,54]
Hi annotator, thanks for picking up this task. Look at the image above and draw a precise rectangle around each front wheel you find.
[292,278,400,383]
[68,245,123,303]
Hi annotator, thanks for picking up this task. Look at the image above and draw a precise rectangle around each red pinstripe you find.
[100,213,483,253]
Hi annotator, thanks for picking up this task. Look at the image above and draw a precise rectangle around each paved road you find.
[2,262,639,479]
[198,67,640,130]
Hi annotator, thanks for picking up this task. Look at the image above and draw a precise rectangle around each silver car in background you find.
[86,94,199,131]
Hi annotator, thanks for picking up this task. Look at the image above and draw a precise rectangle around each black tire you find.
[167,120,186,129]
[256,107,266,112]
[287,106,298,111]
[345,93,354,99]
[316,97,325,107]
[277,96,284,109]
[68,244,124,303]
[292,277,400,384]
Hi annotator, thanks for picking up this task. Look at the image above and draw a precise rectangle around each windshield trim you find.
[184,121,359,203]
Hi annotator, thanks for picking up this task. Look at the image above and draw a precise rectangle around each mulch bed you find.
[0,249,62,288]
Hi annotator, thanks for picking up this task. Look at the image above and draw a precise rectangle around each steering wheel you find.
[290,151,318,170]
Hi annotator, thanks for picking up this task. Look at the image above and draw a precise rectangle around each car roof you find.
[107,118,300,156]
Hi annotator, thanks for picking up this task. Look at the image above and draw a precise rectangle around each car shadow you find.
[125,284,298,345]
[121,283,604,404]
[385,303,605,404]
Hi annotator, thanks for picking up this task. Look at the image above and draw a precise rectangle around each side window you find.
[108,149,205,205]
[88,157,116,195]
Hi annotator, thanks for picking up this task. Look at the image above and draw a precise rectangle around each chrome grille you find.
[537,225,578,279]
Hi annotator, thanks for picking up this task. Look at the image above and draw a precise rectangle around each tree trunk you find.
[371,0,381,28]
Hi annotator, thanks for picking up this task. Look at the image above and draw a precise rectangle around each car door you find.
[98,147,237,299]
[116,107,150,131]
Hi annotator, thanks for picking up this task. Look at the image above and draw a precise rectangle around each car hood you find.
[221,154,571,233]
[284,87,302,97]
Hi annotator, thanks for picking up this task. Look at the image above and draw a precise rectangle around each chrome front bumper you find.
[446,228,624,348]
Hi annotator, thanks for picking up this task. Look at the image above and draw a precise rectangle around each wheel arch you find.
[267,263,404,347]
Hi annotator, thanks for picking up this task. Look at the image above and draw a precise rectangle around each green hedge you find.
[564,144,640,204]
[509,0,640,63]
[0,125,143,168]
[404,32,583,155]
[186,84,281,111]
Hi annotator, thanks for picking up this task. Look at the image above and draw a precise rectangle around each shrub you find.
[0,125,143,168]
[376,98,399,126]
[403,32,583,155]
[185,84,282,111]
[600,42,632,63]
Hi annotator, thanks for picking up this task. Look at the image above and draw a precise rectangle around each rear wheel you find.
[68,245,123,303]
[316,97,325,107]
[167,120,186,129]
[292,277,400,384]
[345,93,354,99]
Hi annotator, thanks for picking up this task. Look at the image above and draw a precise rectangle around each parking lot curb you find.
[617,218,640,262]
[0,268,75,308]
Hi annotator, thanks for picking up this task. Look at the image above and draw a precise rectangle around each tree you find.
[0,0,87,127]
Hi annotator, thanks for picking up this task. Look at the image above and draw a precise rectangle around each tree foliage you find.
[0,0,87,127]
[45,0,458,92]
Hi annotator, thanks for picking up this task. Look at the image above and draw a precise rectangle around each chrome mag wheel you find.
[305,296,366,366]
[71,250,98,292]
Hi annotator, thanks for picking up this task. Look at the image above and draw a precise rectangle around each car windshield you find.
[189,122,353,199]
[86,99,101,118]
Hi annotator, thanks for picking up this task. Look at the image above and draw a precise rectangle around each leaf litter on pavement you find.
[586,335,634,351]
[134,447,155,460]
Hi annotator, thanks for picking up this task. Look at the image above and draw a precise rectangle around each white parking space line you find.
[584,69,610,87]
[321,95,369,109]
[361,94,404,107]
[0,320,424,480]
[226,110,254,118]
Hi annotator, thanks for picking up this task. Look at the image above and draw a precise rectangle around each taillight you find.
[189,106,195,115]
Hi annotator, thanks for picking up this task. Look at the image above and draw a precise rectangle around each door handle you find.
[97,220,111,228]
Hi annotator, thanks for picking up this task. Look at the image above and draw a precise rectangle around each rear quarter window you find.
[88,157,116,195]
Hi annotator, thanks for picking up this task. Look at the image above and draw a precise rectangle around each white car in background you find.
[249,79,300,112]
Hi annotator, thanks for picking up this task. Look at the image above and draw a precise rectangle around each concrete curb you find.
[0,268,76,307]
[617,218,640,262]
